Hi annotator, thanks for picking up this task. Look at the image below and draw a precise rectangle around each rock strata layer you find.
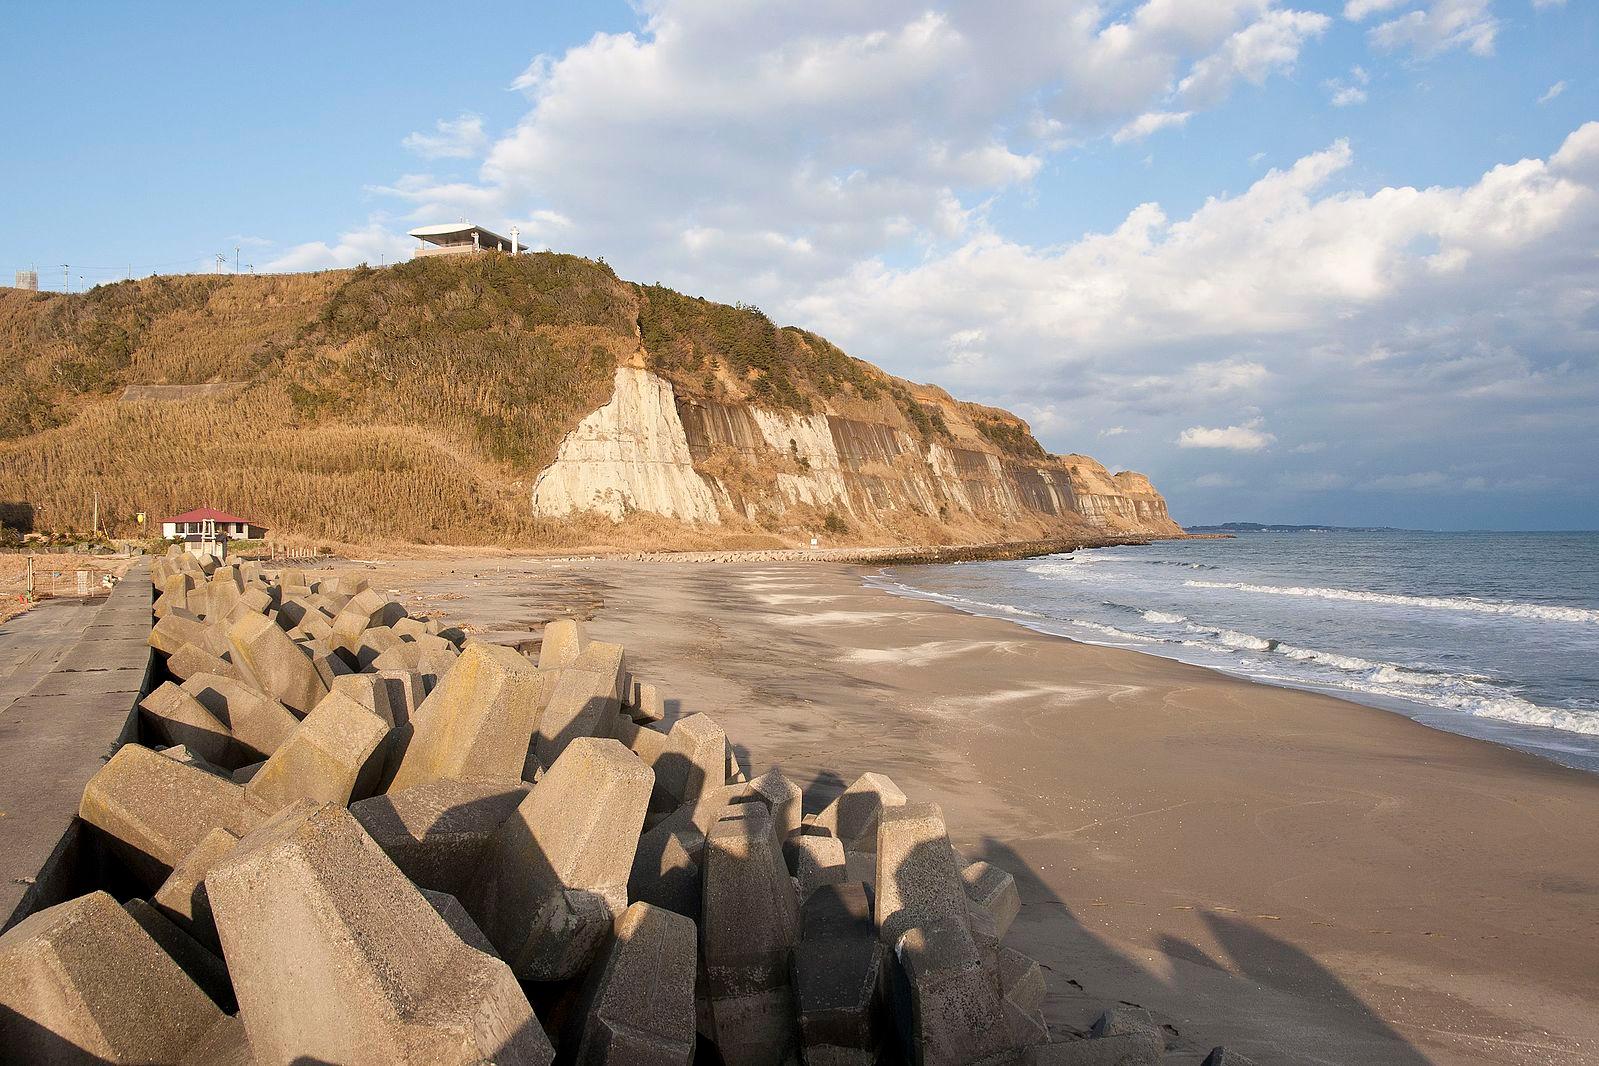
[534,366,1181,538]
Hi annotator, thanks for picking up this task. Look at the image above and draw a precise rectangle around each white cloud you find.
[791,122,1599,519]
[402,113,490,160]
[1368,0,1499,57]
[1326,65,1370,106]
[1178,420,1277,451]
[1539,81,1566,105]
[801,123,1599,360]
[1100,426,1129,437]
[368,0,1340,300]
[1343,0,1408,20]
[1176,9,1331,106]
[264,223,413,272]
[1531,0,1565,8]
[1113,111,1193,145]
[1193,473,1241,488]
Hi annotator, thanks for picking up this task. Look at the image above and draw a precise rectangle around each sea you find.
[871,530,1599,772]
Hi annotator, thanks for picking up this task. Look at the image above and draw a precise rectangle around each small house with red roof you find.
[159,507,268,542]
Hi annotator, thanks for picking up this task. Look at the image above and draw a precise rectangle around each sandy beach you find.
[355,553,1599,1065]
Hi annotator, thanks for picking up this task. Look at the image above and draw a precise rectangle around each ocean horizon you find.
[873,529,1599,773]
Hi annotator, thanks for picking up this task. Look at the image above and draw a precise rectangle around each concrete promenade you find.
[0,560,150,925]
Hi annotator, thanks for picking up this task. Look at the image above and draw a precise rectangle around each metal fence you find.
[0,556,119,605]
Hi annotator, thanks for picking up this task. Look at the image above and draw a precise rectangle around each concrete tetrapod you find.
[565,901,698,1066]
[654,712,726,807]
[701,804,801,1066]
[0,890,222,1064]
[538,617,589,669]
[206,800,552,1066]
[138,682,237,769]
[876,804,1013,1066]
[464,737,653,981]
[226,612,329,715]
[350,777,530,896]
[531,660,625,775]
[78,744,263,889]
[386,641,544,791]
[816,771,907,853]
[243,690,390,812]
[152,827,240,953]
[181,672,300,760]
[794,881,886,1066]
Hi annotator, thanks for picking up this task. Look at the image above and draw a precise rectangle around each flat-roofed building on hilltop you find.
[407,222,520,258]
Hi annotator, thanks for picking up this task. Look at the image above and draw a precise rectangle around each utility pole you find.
[61,264,69,293]
[235,246,240,274]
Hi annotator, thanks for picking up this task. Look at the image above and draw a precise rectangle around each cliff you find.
[529,366,1179,541]
[0,254,1179,547]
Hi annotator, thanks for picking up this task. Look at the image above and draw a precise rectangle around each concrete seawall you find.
[0,559,153,929]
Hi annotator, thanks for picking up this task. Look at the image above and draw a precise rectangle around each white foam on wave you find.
[1185,579,1599,625]
[1321,674,1599,737]
[870,566,1599,744]
[1215,629,1273,651]
[1458,697,1599,736]
[1026,552,1126,577]
[1173,624,1599,738]
[1067,620,1159,644]
[1142,610,1188,625]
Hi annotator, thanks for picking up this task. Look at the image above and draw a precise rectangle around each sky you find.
[3,0,1596,530]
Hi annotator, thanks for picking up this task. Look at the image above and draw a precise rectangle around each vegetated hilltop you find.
[0,253,1180,548]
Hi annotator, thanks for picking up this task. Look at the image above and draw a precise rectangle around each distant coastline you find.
[1186,521,1422,534]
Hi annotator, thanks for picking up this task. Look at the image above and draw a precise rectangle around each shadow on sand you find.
[969,832,1431,1063]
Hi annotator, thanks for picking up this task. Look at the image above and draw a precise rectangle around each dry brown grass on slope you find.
[0,255,640,544]
[0,389,542,544]
[0,274,344,437]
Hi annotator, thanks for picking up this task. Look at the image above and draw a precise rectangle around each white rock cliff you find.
[531,367,1180,537]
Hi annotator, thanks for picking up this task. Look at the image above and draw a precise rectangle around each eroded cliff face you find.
[531,366,1181,539]
[530,367,723,524]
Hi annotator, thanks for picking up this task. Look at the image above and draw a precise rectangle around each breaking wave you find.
[1029,554,1219,577]
[1066,620,1158,644]
[1141,609,1188,625]
[872,534,1599,752]
[1185,580,1599,625]
[1159,620,1599,738]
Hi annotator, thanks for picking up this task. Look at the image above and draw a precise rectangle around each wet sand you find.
[360,554,1599,1065]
